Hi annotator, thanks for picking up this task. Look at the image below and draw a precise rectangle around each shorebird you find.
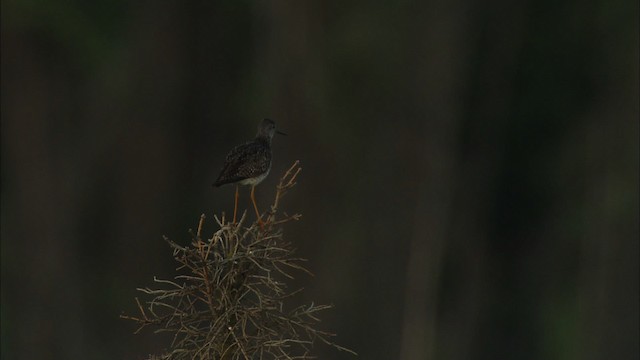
[213,119,285,223]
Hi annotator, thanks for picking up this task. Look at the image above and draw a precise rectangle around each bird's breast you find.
[238,163,271,186]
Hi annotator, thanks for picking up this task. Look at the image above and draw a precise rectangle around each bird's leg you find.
[250,185,264,226]
[233,185,239,223]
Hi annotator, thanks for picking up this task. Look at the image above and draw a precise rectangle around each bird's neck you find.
[254,135,272,145]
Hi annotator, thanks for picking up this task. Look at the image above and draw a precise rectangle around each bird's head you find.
[257,118,286,140]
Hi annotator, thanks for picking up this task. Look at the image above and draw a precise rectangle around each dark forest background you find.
[1,1,638,359]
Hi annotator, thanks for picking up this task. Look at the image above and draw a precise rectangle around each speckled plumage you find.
[214,119,280,187]
[214,138,272,187]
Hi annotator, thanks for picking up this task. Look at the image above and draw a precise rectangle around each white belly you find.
[238,165,271,186]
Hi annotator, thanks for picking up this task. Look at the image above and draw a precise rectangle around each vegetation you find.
[121,161,355,359]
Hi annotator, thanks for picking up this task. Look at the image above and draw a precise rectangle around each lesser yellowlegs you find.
[213,119,285,223]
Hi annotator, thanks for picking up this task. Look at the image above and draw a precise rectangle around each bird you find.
[213,119,286,224]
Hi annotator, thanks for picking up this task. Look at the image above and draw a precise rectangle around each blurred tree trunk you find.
[579,50,639,359]
[398,1,471,358]
[1,3,190,357]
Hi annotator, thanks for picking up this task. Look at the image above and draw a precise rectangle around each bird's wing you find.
[214,141,271,186]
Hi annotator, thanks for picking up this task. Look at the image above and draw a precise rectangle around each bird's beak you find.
[276,130,287,136]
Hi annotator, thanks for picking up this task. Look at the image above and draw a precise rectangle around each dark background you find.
[1,1,638,359]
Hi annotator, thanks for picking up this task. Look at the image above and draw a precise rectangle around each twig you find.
[121,161,355,359]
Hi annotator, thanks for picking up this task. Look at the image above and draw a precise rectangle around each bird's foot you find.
[257,217,265,230]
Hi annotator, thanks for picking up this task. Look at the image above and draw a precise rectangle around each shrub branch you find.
[121,161,355,359]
